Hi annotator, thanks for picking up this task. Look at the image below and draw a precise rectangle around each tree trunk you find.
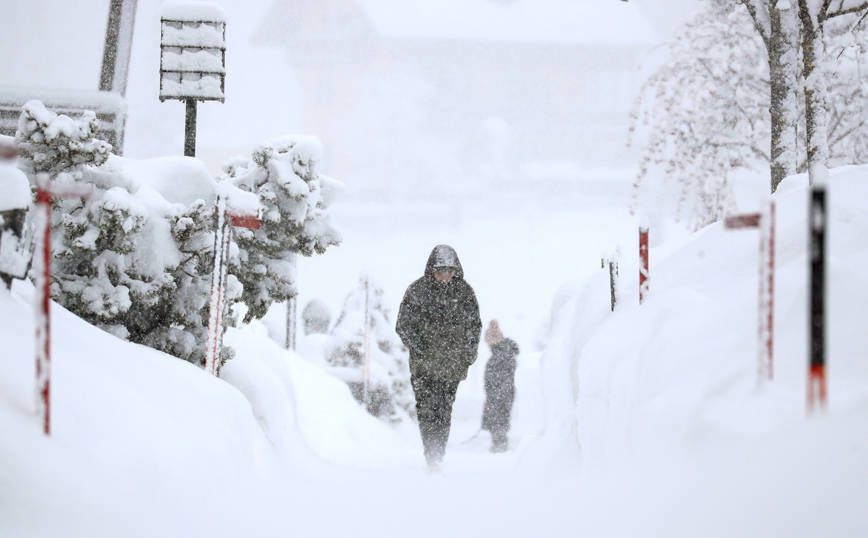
[768,4,800,192]
[798,2,830,185]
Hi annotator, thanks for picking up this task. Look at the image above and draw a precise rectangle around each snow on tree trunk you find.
[768,2,801,191]
[799,1,830,186]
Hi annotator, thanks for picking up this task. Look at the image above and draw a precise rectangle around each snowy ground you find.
[1,168,867,537]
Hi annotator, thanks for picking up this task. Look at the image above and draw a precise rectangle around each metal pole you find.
[205,196,228,375]
[362,277,371,405]
[808,185,827,413]
[184,99,197,157]
[285,253,297,350]
[608,258,618,312]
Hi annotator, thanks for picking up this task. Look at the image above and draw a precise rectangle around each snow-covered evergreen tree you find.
[16,100,111,176]
[327,276,415,424]
[17,116,234,367]
[218,136,342,322]
[14,103,343,371]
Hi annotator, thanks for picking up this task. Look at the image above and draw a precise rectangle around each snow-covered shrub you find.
[46,161,232,366]
[16,100,111,176]
[15,104,341,371]
[327,276,415,423]
[302,298,331,335]
[218,136,342,323]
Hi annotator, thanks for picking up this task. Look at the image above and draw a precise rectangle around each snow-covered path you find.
[4,174,868,538]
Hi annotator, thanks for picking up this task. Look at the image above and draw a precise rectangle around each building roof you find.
[358,0,657,45]
[256,0,658,47]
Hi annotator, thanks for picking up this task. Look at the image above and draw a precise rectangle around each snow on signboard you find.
[159,1,226,103]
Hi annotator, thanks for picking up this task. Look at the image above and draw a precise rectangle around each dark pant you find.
[412,375,460,465]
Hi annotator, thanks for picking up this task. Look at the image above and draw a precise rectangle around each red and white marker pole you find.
[724,199,775,383]
[639,218,649,305]
[33,173,92,435]
[204,193,260,376]
[759,200,776,381]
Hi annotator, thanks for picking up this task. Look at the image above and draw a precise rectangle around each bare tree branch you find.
[741,0,771,45]
[826,1,868,19]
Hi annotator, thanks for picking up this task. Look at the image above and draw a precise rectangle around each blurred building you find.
[254,0,657,198]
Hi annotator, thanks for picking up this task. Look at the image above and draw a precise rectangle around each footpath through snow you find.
[1,167,868,537]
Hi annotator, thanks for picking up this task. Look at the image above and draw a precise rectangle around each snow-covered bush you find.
[302,298,331,335]
[327,276,415,423]
[218,136,342,322]
[16,100,111,176]
[44,160,230,366]
[15,103,341,370]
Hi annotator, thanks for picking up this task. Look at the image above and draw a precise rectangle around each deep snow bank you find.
[536,165,868,468]
[0,278,416,538]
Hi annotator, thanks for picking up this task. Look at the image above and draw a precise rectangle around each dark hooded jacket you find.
[396,245,482,382]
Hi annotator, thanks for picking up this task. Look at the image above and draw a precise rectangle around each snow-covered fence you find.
[808,183,827,414]
[33,173,92,435]
[724,199,776,384]
[159,1,227,157]
[205,183,260,376]
[0,89,126,153]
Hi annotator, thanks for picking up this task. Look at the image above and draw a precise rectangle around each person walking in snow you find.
[480,320,519,453]
[396,245,482,471]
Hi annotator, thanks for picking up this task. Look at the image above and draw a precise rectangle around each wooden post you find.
[808,185,827,414]
[33,173,92,435]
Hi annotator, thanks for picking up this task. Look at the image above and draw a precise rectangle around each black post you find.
[609,259,618,312]
[808,184,827,411]
[99,0,137,95]
[184,99,197,157]
[99,0,123,92]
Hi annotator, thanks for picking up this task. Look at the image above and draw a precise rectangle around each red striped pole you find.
[639,218,649,304]
[34,186,52,435]
[205,194,260,375]
[725,201,775,385]
[765,201,775,380]
[33,174,92,435]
